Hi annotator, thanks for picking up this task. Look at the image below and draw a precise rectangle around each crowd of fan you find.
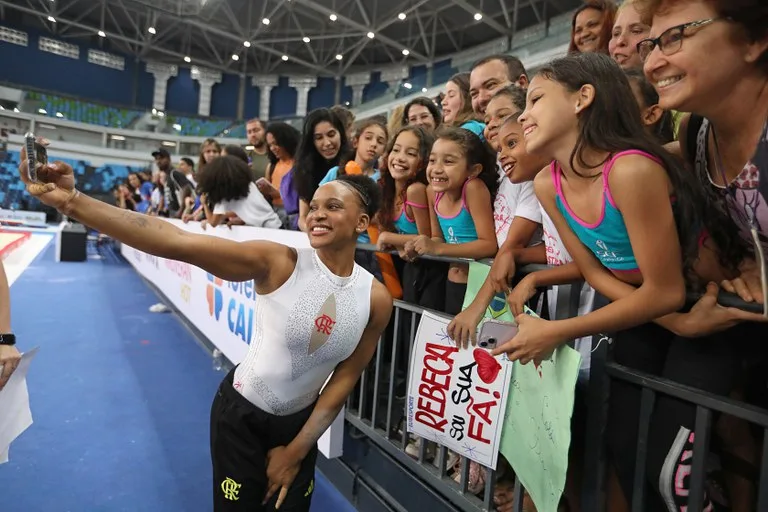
[118,0,768,510]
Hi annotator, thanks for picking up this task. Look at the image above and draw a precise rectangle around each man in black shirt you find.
[152,148,193,219]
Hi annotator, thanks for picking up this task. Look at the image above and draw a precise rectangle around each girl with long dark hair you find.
[493,52,703,359]
[404,126,500,315]
[294,109,349,231]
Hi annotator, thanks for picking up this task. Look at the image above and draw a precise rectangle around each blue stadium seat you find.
[1,150,145,211]
[25,91,143,128]
[166,115,236,137]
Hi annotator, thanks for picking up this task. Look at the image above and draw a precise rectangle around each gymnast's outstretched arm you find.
[18,148,294,284]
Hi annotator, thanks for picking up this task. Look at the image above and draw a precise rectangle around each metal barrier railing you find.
[346,245,766,512]
[585,300,768,512]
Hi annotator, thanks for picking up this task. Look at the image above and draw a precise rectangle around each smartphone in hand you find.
[24,132,47,182]
[477,320,518,350]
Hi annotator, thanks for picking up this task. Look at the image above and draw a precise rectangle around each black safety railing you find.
[584,299,768,512]
[347,244,768,512]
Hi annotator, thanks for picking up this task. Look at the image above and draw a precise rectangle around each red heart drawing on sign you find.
[473,348,502,384]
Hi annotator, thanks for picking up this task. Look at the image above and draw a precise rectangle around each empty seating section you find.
[25,91,143,128]
[23,91,242,137]
[0,150,143,209]
[164,115,236,137]
[223,124,246,139]
[0,155,36,211]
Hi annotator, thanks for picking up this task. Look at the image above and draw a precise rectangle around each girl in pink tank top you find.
[490,52,706,362]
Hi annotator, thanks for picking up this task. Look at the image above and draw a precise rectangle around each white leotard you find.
[232,248,374,416]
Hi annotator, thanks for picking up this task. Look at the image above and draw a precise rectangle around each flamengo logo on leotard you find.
[309,294,337,355]
[315,314,336,335]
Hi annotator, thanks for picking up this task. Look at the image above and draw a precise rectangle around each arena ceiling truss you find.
[0,0,580,77]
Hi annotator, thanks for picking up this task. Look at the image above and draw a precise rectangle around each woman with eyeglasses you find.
[603,1,768,510]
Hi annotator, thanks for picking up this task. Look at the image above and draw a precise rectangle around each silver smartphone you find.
[477,319,518,349]
[23,132,46,182]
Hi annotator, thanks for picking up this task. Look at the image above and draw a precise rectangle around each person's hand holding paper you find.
[0,344,20,390]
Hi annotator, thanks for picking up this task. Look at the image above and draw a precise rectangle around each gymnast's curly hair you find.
[195,155,254,209]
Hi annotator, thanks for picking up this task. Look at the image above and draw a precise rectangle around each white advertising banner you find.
[121,219,345,458]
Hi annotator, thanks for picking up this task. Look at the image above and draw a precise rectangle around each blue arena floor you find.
[3,241,355,512]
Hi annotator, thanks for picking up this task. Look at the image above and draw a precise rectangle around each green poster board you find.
[462,262,582,512]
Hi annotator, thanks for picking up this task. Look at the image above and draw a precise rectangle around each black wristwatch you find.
[0,333,16,346]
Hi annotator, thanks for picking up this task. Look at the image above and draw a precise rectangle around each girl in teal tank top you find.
[404,126,500,315]
[377,127,434,249]
[489,52,705,364]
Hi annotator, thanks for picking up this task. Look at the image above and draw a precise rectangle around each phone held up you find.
[24,132,47,182]
[477,319,518,350]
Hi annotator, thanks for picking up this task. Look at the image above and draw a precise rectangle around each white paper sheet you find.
[0,347,39,464]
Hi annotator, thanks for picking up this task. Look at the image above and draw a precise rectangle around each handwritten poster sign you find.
[406,312,512,470]
[499,340,582,512]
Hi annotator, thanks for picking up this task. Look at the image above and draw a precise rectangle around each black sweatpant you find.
[607,322,768,511]
[210,368,318,511]
[445,280,468,316]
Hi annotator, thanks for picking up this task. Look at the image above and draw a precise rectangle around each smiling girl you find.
[318,118,388,278]
[449,113,551,346]
[493,51,704,368]
[483,86,545,286]
[319,119,388,189]
[377,127,433,250]
[441,72,486,138]
[405,127,499,314]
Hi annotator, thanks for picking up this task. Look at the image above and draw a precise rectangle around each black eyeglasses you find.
[636,17,726,61]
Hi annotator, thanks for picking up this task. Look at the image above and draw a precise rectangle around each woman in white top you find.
[19,149,393,512]
[195,155,282,230]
